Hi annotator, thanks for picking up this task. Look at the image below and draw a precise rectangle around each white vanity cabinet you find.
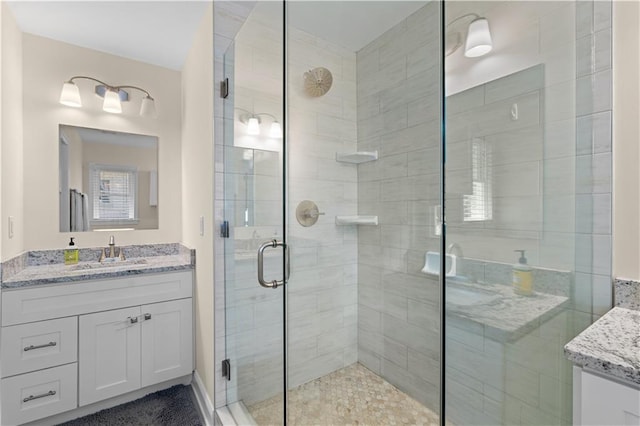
[0,270,194,425]
[574,367,640,426]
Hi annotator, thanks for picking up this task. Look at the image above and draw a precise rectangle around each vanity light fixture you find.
[236,108,282,139]
[59,76,157,118]
[445,13,493,58]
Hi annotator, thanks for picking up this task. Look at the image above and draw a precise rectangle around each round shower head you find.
[304,67,333,97]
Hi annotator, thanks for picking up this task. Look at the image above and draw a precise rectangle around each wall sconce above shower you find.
[236,108,283,139]
[445,13,493,58]
[59,76,156,118]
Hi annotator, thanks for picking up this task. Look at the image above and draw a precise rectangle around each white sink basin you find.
[447,286,500,307]
[70,259,148,271]
[421,251,457,277]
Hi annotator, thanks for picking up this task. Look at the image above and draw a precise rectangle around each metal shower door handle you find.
[257,240,290,289]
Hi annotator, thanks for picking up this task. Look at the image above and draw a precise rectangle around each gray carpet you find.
[58,385,203,426]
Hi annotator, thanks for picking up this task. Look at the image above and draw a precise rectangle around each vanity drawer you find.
[1,317,78,378]
[1,363,77,425]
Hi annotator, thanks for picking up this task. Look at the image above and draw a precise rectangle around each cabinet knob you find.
[129,317,138,324]
[144,313,152,320]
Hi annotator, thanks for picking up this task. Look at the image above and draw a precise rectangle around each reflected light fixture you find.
[237,108,283,139]
[269,121,283,139]
[59,76,157,118]
[247,117,261,135]
[445,13,493,58]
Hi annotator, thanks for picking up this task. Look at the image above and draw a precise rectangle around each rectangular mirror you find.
[59,125,159,232]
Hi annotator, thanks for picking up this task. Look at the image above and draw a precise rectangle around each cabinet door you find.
[141,298,193,387]
[581,370,640,426]
[79,306,141,406]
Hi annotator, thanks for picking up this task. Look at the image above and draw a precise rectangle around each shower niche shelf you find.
[335,151,378,164]
[335,215,378,226]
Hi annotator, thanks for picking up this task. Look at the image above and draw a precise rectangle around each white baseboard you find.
[191,370,215,426]
[228,401,257,426]
[25,375,192,426]
[216,406,236,426]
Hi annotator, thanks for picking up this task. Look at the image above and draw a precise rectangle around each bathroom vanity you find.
[564,280,640,426]
[0,244,195,425]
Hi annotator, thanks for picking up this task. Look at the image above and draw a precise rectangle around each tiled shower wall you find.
[285,23,359,389]
[356,2,442,411]
[573,0,613,320]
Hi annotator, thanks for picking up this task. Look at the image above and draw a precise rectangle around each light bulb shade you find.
[465,17,493,58]
[59,81,82,107]
[269,121,283,139]
[247,117,260,135]
[140,96,157,118]
[102,89,122,114]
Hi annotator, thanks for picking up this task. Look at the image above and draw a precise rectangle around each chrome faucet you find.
[447,243,464,258]
[99,235,125,262]
[108,235,116,258]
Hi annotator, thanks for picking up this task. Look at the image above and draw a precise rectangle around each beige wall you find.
[1,3,24,260]
[22,34,182,250]
[612,1,640,280]
[181,5,215,402]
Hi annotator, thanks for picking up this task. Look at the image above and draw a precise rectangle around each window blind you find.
[463,139,492,222]
[89,165,138,222]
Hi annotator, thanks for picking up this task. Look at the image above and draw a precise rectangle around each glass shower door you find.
[221,2,286,423]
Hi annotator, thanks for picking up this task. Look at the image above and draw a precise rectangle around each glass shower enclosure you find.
[214,1,612,425]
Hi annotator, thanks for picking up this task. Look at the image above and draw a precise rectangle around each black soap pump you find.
[64,237,79,265]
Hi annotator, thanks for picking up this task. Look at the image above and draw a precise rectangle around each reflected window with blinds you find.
[463,138,492,222]
[89,164,138,225]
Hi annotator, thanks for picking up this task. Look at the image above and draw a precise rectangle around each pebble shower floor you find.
[247,363,442,425]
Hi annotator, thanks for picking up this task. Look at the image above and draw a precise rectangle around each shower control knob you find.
[296,200,324,227]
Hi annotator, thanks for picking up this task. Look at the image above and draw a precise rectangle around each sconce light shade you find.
[140,95,157,118]
[464,17,493,58]
[59,81,82,107]
[59,76,156,117]
[247,117,261,135]
[102,89,122,114]
[269,121,283,139]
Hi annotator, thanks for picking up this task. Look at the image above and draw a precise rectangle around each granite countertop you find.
[447,280,569,342]
[1,243,195,289]
[564,307,640,386]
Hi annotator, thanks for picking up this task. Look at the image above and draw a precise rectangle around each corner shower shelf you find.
[335,215,379,226]
[335,151,378,164]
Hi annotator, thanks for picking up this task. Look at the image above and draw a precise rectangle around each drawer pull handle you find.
[23,390,56,403]
[23,341,57,352]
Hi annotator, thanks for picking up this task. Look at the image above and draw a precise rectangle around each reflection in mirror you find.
[59,125,159,232]
[225,146,280,228]
[446,64,544,244]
